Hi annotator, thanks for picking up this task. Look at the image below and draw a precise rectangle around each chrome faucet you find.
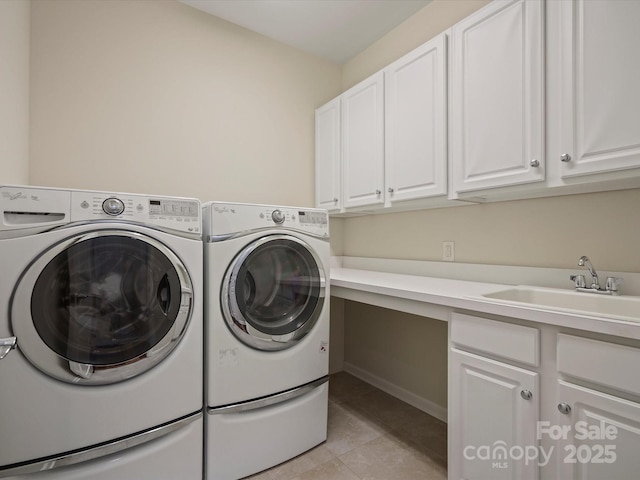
[570,256,623,295]
[578,255,599,289]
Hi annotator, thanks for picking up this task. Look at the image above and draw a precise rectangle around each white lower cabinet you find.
[450,349,539,480]
[554,381,640,480]
[553,333,640,479]
[450,313,640,480]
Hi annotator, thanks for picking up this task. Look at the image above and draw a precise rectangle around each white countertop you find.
[330,265,640,340]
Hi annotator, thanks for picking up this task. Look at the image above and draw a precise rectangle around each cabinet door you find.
[315,98,342,212]
[555,381,640,479]
[450,0,544,194]
[558,0,640,178]
[342,72,384,209]
[450,348,539,480]
[384,33,447,204]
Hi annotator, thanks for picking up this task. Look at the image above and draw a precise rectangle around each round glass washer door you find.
[221,234,326,351]
[11,230,194,385]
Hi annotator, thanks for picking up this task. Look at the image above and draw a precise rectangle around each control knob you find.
[102,197,125,216]
[271,209,285,224]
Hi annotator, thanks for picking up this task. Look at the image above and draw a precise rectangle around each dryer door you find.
[10,230,193,385]
[222,234,326,351]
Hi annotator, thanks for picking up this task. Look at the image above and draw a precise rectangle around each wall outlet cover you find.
[443,241,455,262]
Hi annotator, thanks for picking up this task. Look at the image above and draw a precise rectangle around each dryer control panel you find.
[257,206,328,236]
[204,202,328,238]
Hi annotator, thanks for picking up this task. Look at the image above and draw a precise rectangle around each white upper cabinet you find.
[384,33,447,205]
[342,72,385,210]
[450,0,544,195]
[315,0,640,215]
[315,98,342,212]
[557,0,640,178]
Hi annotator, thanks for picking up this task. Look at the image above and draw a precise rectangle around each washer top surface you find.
[202,201,328,239]
[0,185,201,239]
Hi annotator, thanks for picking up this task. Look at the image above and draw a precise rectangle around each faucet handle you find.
[605,277,623,293]
[570,274,586,288]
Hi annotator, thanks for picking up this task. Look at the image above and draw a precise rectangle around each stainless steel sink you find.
[479,286,640,322]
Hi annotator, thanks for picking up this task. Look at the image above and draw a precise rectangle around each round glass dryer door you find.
[11,231,193,385]
[221,235,326,351]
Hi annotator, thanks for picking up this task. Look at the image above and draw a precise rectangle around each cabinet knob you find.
[375,189,381,196]
[561,153,572,163]
[558,403,572,414]
[333,198,338,203]
[530,159,540,168]
[520,389,533,400]
[388,187,394,194]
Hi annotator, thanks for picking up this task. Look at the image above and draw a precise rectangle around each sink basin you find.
[479,286,640,322]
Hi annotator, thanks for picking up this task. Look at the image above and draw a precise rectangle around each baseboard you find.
[343,362,447,423]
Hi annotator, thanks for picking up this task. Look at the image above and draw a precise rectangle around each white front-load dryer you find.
[203,202,330,480]
[0,185,203,479]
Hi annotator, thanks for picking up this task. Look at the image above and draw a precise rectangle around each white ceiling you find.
[180,0,430,64]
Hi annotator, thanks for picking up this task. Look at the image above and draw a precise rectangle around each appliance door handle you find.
[207,376,329,415]
[0,412,202,477]
[318,276,326,297]
[0,337,17,360]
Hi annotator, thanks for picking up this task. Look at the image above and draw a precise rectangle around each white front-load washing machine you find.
[203,202,330,480]
[0,185,203,479]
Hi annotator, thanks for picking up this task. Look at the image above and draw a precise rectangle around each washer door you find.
[11,230,193,385]
[221,235,326,351]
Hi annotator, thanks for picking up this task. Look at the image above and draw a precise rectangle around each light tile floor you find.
[247,372,447,480]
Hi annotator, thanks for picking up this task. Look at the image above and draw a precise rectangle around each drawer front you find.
[557,334,640,396]
[451,312,540,367]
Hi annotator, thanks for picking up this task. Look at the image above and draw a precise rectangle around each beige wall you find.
[0,0,30,185]
[344,302,448,409]
[29,0,341,206]
[343,189,640,273]
[342,0,490,90]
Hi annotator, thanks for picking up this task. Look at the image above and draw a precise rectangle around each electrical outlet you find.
[443,241,455,262]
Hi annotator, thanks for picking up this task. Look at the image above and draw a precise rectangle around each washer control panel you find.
[297,210,328,227]
[71,191,201,235]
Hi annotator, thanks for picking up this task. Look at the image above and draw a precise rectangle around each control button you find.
[80,201,90,209]
[271,209,285,224]
[102,197,125,216]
